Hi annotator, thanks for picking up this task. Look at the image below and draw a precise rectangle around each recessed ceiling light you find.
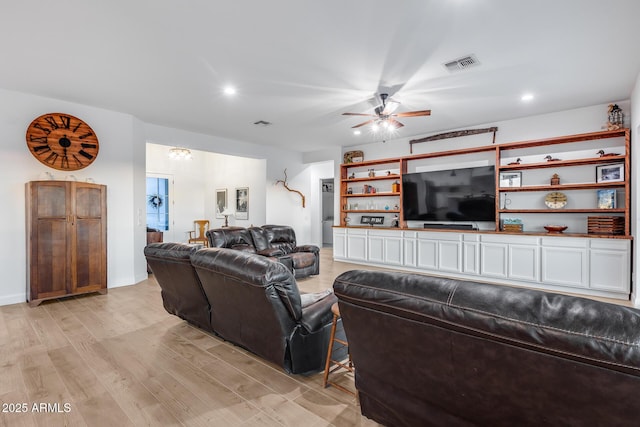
[353,130,361,135]
[521,93,534,102]
[223,86,236,95]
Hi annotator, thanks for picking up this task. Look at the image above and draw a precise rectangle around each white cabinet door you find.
[439,240,462,273]
[384,235,403,266]
[463,242,479,275]
[508,244,540,282]
[333,229,346,259]
[403,238,417,267]
[368,235,385,263]
[590,248,629,293]
[347,231,367,261]
[541,245,587,288]
[481,243,508,278]
[417,239,438,270]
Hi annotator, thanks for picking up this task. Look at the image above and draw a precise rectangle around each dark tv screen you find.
[402,166,496,222]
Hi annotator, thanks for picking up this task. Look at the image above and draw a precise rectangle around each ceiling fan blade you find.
[387,118,404,128]
[352,120,374,128]
[394,110,432,118]
[342,112,377,117]
[381,100,400,115]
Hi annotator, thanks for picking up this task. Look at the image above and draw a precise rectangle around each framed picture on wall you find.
[235,187,249,220]
[215,188,227,218]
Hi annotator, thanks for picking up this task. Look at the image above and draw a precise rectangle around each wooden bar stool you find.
[322,302,355,396]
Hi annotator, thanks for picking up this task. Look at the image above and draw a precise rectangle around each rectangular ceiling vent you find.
[444,55,480,72]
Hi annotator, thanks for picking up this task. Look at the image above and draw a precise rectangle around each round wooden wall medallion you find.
[26,113,99,171]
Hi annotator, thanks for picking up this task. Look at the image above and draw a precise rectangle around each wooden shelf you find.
[344,209,400,213]
[343,192,400,197]
[499,182,624,192]
[340,128,630,235]
[499,155,624,171]
[498,208,625,214]
[343,174,400,182]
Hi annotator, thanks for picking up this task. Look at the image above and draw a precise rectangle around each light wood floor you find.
[2,248,631,426]
[0,249,385,427]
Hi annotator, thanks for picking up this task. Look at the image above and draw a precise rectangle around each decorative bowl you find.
[544,225,568,234]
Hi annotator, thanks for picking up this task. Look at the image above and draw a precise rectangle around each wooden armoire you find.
[26,181,107,306]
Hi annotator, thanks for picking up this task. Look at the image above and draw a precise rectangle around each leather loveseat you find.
[144,242,342,375]
[333,270,640,427]
[206,224,320,278]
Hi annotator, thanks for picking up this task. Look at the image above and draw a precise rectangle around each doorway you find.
[321,178,334,247]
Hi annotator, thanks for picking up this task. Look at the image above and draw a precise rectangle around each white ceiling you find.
[2,1,640,152]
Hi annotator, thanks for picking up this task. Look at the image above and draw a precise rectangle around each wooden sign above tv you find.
[361,216,384,225]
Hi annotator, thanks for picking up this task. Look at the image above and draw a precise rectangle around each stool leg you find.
[322,313,339,388]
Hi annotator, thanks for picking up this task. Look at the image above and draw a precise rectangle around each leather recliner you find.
[191,247,342,375]
[143,242,211,332]
[206,225,319,278]
[334,269,640,427]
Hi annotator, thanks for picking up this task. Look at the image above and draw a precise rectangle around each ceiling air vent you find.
[444,54,480,72]
[253,120,272,127]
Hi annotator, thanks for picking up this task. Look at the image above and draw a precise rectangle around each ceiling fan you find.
[342,93,431,129]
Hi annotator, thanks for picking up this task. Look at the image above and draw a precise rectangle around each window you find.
[146,177,169,231]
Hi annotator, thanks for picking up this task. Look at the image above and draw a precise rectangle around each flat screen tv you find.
[402,166,496,222]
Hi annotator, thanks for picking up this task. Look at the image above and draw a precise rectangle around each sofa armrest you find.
[257,247,285,257]
[294,244,319,254]
[299,293,337,332]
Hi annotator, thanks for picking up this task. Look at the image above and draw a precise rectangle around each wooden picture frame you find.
[596,164,624,183]
[215,188,227,218]
[499,171,522,188]
[235,187,249,220]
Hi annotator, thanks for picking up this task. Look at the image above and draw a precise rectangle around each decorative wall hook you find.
[276,169,306,207]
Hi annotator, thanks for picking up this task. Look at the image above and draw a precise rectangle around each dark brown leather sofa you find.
[144,242,341,375]
[333,270,640,427]
[143,242,211,331]
[206,224,319,278]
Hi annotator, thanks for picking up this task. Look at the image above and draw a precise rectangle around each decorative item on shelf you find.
[391,214,399,228]
[501,218,523,233]
[393,204,399,210]
[597,149,620,157]
[39,171,55,180]
[544,225,568,234]
[550,173,560,185]
[275,169,305,207]
[544,155,561,162]
[360,215,384,226]
[596,163,624,183]
[384,204,390,210]
[502,193,512,210]
[386,170,391,176]
[604,104,624,130]
[588,216,624,235]
[343,150,364,164]
[508,158,522,165]
[499,172,521,188]
[368,169,375,178]
[344,216,351,224]
[348,172,355,179]
[347,187,353,194]
[544,192,568,209]
[596,189,616,209]
[391,180,400,192]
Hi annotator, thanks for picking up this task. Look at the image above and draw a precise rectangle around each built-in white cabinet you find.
[333,227,631,300]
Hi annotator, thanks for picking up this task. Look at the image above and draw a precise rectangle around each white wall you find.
[630,73,639,307]
[0,88,144,305]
